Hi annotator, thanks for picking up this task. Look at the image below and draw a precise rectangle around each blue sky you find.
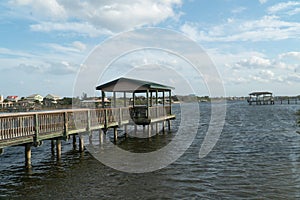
[1,0,300,98]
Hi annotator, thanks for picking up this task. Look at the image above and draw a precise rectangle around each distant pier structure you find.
[247,92,275,105]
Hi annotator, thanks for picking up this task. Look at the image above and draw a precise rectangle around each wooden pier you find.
[0,106,174,168]
[0,77,176,168]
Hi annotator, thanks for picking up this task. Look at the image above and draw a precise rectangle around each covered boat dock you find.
[247,91,275,105]
[96,77,176,133]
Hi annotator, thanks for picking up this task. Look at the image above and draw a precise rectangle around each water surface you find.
[1,101,300,199]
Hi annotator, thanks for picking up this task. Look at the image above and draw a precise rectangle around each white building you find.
[27,94,44,102]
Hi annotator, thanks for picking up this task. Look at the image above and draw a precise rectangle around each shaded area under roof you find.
[96,77,174,92]
[249,91,273,96]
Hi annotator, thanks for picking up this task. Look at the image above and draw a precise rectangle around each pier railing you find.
[0,106,173,148]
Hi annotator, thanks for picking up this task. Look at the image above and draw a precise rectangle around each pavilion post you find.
[169,90,172,115]
[123,92,126,107]
[113,91,116,108]
[133,92,135,107]
[155,90,158,105]
[150,91,153,106]
[146,89,149,118]
[162,91,165,106]
[101,91,105,108]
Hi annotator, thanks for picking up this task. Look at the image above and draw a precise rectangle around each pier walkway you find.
[0,106,175,168]
[0,77,176,168]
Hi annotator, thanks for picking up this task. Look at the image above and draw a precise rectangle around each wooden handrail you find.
[0,106,173,148]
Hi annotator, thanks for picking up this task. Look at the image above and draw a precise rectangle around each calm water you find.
[1,101,300,199]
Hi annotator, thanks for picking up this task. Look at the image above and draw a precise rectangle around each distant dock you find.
[247,92,275,105]
[247,91,299,105]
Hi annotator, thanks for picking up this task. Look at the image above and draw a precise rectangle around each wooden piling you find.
[25,143,31,169]
[148,125,151,138]
[79,136,84,152]
[99,129,103,144]
[89,134,93,145]
[72,135,77,150]
[114,127,118,142]
[0,148,3,155]
[167,120,171,131]
[51,140,55,155]
[56,139,61,160]
[134,124,137,134]
[124,125,128,138]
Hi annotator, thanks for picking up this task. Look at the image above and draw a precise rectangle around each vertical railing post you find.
[34,113,39,146]
[104,109,108,129]
[119,107,122,125]
[87,109,91,133]
[146,89,149,118]
[63,112,68,140]
[169,90,172,115]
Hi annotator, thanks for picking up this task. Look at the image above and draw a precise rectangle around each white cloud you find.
[13,0,182,36]
[30,22,112,37]
[180,15,300,42]
[10,0,67,20]
[16,61,78,75]
[72,41,86,52]
[231,7,246,14]
[279,51,300,61]
[267,1,300,15]
[208,48,300,88]
[234,56,272,69]
[42,42,87,53]
[259,0,268,4]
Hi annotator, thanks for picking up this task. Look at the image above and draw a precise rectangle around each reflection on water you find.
[1,102,300,199]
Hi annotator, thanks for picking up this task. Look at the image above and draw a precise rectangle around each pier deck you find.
[0,106,175,149]
[0,106,175,168]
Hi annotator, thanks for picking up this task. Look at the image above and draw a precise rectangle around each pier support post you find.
[124,125,128,138]
[0,148,3,155]
[51,140,55,155]
[89,134,93,145]
[56,139,61,160]
[143,125,146,135]
[79,136,84,152]
[162,121,165,133]
[114,127,118,143]
[148,125,151,138]
[25,143,32,169]
[99,129,103,145]
[134,124,137,134]
[167,120,171,131]
[72,135,77,150]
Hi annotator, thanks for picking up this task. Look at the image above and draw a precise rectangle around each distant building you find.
[27,94,43,103]
[44,94,61,106]
[81,97,110,108]
[6,95,19,102]
[0,95,3,103]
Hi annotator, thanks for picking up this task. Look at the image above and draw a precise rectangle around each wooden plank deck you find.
[0,106,175,149]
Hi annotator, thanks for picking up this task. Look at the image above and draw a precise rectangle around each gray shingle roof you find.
[96,77,174,92]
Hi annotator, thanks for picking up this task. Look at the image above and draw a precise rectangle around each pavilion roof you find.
[249,91,273,96]
[96,77,174,92]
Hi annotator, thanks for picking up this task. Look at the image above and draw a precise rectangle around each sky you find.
[1,0,300,98]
